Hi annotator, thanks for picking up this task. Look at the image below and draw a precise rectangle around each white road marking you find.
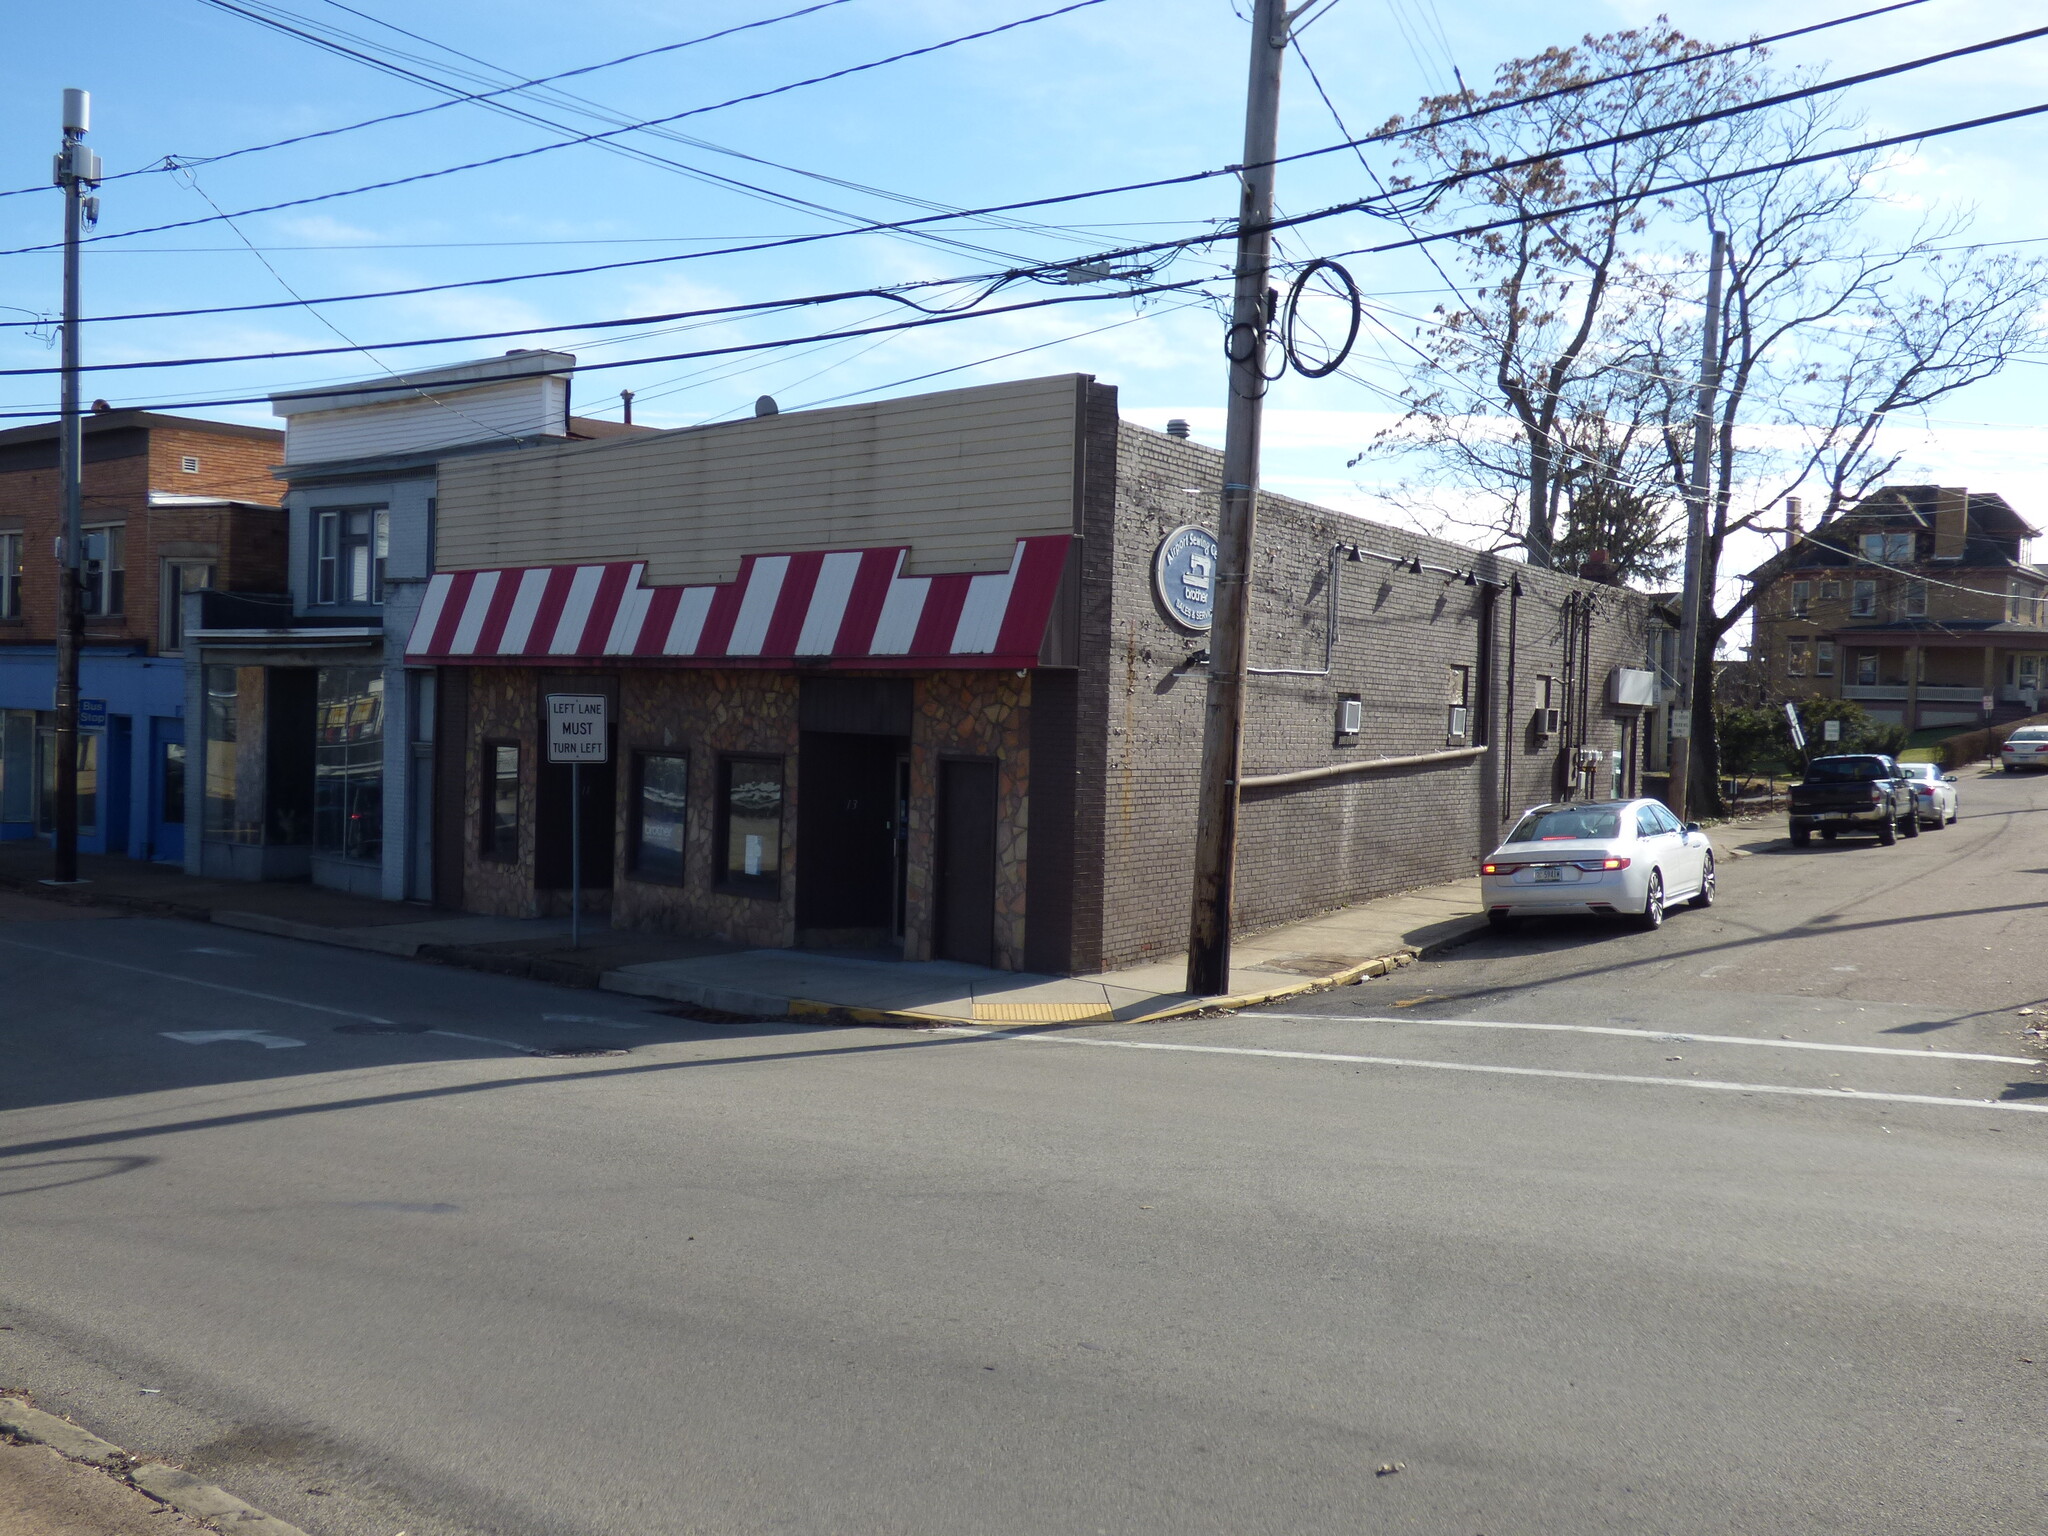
[184,947,249,957]
[938,1029,2048,1117]
[427,1029,544,1056]
[0,937,396,1024]
[160,1030,305,1050]
[1251,1013,2037,1066]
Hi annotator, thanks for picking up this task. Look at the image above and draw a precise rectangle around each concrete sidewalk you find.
[0,823,1770,1024]
[0,839,1497,1023]
[0,823,1768,1023]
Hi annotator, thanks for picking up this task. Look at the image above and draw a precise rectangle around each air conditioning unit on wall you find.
[1533,706,1560,737]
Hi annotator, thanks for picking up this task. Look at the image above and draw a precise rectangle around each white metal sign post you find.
[545,694,608,949]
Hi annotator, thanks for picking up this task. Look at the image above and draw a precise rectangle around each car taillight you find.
[1870,785,1885,803]
[1482,862,1516,875]
[1574,857,1629,871]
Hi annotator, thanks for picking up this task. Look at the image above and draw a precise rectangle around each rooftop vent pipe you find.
[1166,418,1191,438]
[755,395,779,417]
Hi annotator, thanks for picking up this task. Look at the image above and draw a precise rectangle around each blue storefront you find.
[0,645,189,863]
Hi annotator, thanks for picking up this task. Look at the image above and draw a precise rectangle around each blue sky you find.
[4,0,2047,603]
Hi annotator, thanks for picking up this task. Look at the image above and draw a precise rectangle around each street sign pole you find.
[546,693,608,951]
[570,761,582,950]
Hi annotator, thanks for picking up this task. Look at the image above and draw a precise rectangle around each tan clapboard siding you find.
[437,375,1083,582]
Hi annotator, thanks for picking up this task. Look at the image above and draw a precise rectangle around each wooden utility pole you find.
[1186,0,1294,996]
[1669,229,1725,822]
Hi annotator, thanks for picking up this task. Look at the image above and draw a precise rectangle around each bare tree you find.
[1360,22,1762,567]
[1644,91,2048,809]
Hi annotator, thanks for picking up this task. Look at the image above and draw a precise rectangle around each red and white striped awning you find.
[406,536,1070,669]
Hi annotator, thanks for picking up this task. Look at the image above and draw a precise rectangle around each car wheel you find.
[1877,814,1897,846]
[1901,807,1920,838]
[1689,853,1716,908]
[1947,804,1959,825]
[1790,826,1811,847]
[1635,872,1665,931]
[1486,910,1518,932]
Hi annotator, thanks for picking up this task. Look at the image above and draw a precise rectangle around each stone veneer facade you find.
[454,665,1031,967]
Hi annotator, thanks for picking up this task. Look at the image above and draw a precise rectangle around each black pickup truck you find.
[1787,754,1920,847]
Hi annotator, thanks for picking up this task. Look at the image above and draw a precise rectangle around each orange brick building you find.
[0,408,285,860]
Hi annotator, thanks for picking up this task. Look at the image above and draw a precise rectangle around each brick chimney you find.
[1933,486,1970,560]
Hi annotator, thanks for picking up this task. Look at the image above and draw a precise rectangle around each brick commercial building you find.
[406,372,1665,975]
[1748,486,2048,729]
[0,409,284,861]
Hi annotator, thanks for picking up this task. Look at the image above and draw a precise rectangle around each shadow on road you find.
[0,1026,976,1165]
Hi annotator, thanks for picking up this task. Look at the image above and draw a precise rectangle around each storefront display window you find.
[632,752,689,883]
[314,666,384,862]
[717,756,782,896]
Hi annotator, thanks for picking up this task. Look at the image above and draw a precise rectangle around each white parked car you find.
[1481,799,1714,932]
[1894,762,1959,828]
[1999,725,2048,772]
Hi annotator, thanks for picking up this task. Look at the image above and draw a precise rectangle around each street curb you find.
[0,1398,312,1536]
[625,944,1440,1029]
[0,865,1480,1030]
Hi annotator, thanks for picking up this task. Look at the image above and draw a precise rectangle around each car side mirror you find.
[1683,821,1702,834]
[1943,773,1958,782]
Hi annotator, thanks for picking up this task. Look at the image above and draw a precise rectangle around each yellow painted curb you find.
[779,947,1424,1030]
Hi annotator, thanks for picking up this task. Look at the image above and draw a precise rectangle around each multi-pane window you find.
[314,507,389,605]
[1790,580,1811,615]
[1816,641,1836,678]
[481,743,519,860]
[2007,581,2026,624]
[1904,581,1928,619]
[314,666,384,863]
[1820,580,1841,599]
[717,756,783,896]
[1859,531,1914,565]
[1855,651,1880,686]
[159,560,215,653]
[81,523,124,615]
[1786,638,1809,677]
[1850,580,1876,617]
[0,531,20,619]
[631,752,689,882]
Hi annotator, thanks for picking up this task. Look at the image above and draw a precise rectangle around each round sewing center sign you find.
[1154,524,1219,631]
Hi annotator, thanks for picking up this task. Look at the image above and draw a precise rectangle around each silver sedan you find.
[1894,762,1959,828]
[1481,799,1715,932]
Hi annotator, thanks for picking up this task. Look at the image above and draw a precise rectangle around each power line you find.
[183,0,1103,267]
[6,93,2039,415]
[0,0,860,200]
[2,5,1987,338]
[0,266,1080,377]
[0,0,1118,255]
[23,57,2047,386]
[0,276,1213,419]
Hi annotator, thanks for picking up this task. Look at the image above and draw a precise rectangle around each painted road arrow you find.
[160,1030,306,1050]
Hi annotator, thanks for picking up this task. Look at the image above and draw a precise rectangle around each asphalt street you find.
[3,766,2046,1536]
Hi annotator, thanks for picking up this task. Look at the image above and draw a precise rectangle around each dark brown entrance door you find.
[796,731,904,944]
[935,758,998,966]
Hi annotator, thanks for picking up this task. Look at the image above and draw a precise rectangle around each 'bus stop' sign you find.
[545,694,608,763]
[1154,525,1219,631]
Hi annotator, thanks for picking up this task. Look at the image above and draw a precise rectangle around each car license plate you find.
[1536,866,1563,882]
[1819,812,1845,820]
